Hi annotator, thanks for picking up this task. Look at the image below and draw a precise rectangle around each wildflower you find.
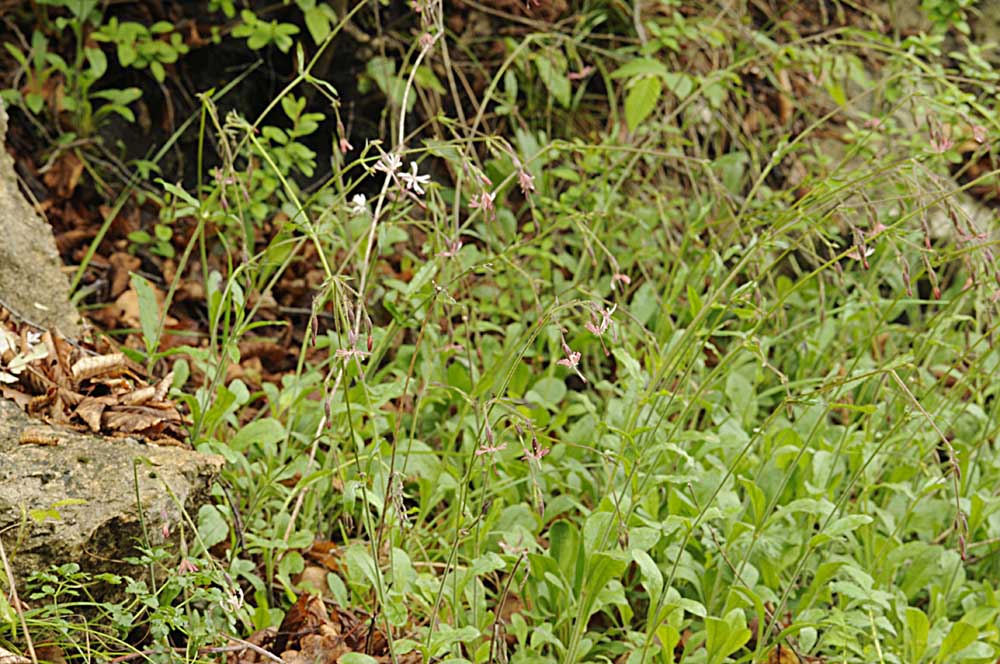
[374,151,403,177]
[846,245,875,261]
[585,303,616,337]
[475,442,508,457]
[439,238,463,258]
[517,167,536,196]
[339,136,353,153]
[972,125,987,144]
[863,118,881,129]
[400,161,431,195]
[585,303,617,355]
[469,190,497,221]
[556,341,587,383]
[349,193,368,216]
[930,135,953,153]
[336,347,368,362]
[178,558,199,574]
[223,584,244,613]
[610,272,631,290]
[522,434,550,461]
[567,65,594,81]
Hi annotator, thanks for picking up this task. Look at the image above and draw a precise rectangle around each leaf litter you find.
[0,304,188,446]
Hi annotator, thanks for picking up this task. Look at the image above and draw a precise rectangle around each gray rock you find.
[0,398,223,593]
[0,100,224,597]
[0,99,81,337]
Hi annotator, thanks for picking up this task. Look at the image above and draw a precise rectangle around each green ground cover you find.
[2,1,1000,662]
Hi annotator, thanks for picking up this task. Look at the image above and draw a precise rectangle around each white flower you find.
[400,161,431,195]
[374,151,402,176]
[349,194,368,216]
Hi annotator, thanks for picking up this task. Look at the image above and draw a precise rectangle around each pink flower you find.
[557,348,581,368]
[470,190,497,221]
[585,303,616,336]
[972,125,987,144]
[556,341,587,383]
[518,168,536,196]
[339,136,354,153]
[610,273,631,290]
[439,238,463,258]
[178,558,199,574]
[522,434,550,461]
[475,442,507,457]
[930,135,953,153]
[567,66,594,81]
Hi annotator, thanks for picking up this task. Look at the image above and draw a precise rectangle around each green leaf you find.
[130,273,160,355]
[935,621,977,663]
[631,549,663,607]
[810,514,872,547]
[611,57,669,79]
[303,6,331,43]
[530,376,567,409]
[906,607,929,662]
[229,417,286,453]
[625,76,662,131]
[535,55,570,108]
[340,654,378,664]
[705,609,751,664]
[662,72,694,99]
[197,504,229,549]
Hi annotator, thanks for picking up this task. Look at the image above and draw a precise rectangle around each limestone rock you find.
[0,100,81,337]
[0,398,223,592]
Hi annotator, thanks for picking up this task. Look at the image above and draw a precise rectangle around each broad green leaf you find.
[906,607,929,662]
[197,504,229,549]
[810,514,872,547]
[229,417,285,453]
[935,621,977,663]
[631,549,663,607]
[705,610,751,664]
[535,55,570,108]
[625,76,662,131]
[303,6,331,43]
[611,57,669,79]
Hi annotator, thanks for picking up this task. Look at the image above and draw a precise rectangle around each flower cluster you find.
[373,148,431,197]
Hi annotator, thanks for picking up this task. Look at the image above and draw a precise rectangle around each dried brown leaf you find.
[76,396,115,432]
[42,150,84,198]
[0,645,31,664]
[122,384,157,406]
[72,353,126,382]
[102,405,181,433]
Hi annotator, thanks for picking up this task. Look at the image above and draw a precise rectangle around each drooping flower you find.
[556,341,587,383]
[610,273,631,290]
[470,190,496,221]
[517,167,536,196]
